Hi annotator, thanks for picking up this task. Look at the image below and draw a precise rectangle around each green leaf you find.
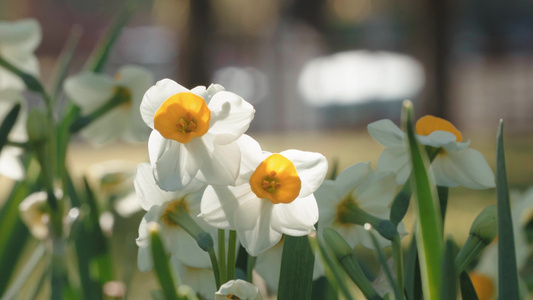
[2,244,46,299]
[459,271,478,300]
[0,181,30,295]
[49,25,83,101]
[150,223,179,300]
[440,239,457,300]
[495,120,519,299]
[0,103,21,153]
[84,2,137,73]
[402,100,443,300]
[278,235,316,300]
[323,228,381,299]
[437,186,448,223]
[308,233,355,300]
[390,180,412,227]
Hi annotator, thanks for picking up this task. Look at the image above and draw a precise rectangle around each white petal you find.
[272,194,318,236]
[315,180,341,229]
[234,199,282,256]
[188,135,241,186]
[255,240,284,290]
[140,79,189,129]
[134,163,175,210]
[354,172,397,212]
[207,91,255,145]
[148,130,200,190]
[64,72,115,113]
[234,135,263,186]
[367,119,405,147]
[166,227,211,269]
[136,207,163,272]
[335,162,372,199]
[417,131,458,148]
[280,150,328,198]
[0,19,41,53]
[199,185,253,229]
[432,148,496,189]
[0,146,25,180]
[376,144,411,185]
[80,108,127,145]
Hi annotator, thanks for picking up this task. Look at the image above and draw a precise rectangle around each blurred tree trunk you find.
[177,0,212,88]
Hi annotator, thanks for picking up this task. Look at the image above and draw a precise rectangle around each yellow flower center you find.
[415,115,462,142]
[468,271,495,300]
[249,154,302,204]
[154,92,211,143]
[161,199,189,227]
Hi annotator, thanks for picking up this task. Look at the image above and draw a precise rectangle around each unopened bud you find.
[26,109,50,143]
[470,205,497,245]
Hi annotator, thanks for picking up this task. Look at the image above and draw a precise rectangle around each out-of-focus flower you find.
[0,19,41,90]
[255,237,323,292]
[367,116,495,189]
[135,163,221,271]
[0,89,27,180]
[467,188,533,299]
[140,79,254,191]
[215,279,263,300]
[199,136,328,256]
[19,189,64,240]
[89,160,140,217]
[64,65,154,145]
[19,191,49,239]
[316,162,405,249]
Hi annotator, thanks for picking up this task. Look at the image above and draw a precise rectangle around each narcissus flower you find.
[140,79,255,190]
[0,89,27,180]
[135,163,224,271]
[0,19,41,90]
[199,137,328,256]
[315,162,406,249]
[64,65,154,145]
[215,279,263,300]
[368,115,495,189]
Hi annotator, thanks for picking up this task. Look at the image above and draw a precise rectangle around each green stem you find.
[227,230,237,280]
[246,255,256,283]
[339,201,398,241]
[392,233,405,300]
[208,248,222,289]
[369,231,403,300]
[69,88,129,133]
[218,229,227,284]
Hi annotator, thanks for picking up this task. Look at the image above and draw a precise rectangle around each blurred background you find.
[2,0,533,298]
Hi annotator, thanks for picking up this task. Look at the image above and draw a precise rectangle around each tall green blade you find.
[495,120,519,299]
[440,239,457,300]
[402,100,443,299]
[0,104,21,152]
[459,271,479,300]
[277,235,315,300]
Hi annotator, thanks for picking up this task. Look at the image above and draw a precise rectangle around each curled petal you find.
[432,148,495,189]
[367,119,405,147]
[280,150,328,198]
[148,130,200,190]
[208,91,255,145]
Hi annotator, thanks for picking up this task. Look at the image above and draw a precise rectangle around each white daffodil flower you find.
[367,115,495,189]
[0,89,27,180]
[135,163,223,271]
[0,19,41,90]
[255,237,323,292]
[199,137,328,256]
[140,79,255,191]
[19,191,49,240]
[215,279,263,300]
[64,65,154,145]
[315,162,406,249]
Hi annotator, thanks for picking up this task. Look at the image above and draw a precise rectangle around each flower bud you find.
[470,205,497,245]
[26,109,50,143]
